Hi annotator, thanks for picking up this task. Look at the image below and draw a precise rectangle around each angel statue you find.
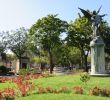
[78,6,106,38]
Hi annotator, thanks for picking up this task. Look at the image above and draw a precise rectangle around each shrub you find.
[0,65,8,73]
[18,69,30,76]
[1,88,15,100]
[17,81,35,96]
[30,69,38,74]
[73,86,84,94]
[45,87,54,93]
[58,87,70,93]
[100,88,110,97]
[80,72,90,84]
[90,86,101,96]
[0,77,7,83]
[37,86,47,94]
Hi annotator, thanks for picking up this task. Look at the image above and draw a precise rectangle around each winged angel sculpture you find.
[78,6,106,38]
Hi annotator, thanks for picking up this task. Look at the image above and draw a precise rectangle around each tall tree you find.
[30,14,68,73]
[100,22,110,55]
[8,27,29,67]
[100,22,110,68]
[0,31,9,61]
[67,17,91,71]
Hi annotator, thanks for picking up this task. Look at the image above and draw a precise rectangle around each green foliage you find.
[53,44,81,66]
[30,69,38,74]
[67,17,91,49]
[0,53,7,61]
[100,22,110,55]
[30,14,68,52]
[18,68,40,75]
[67,17,92,70]
[80,72,90,84]
[8,27,29,59]
[30,14,68,73]
[30,57,41,63]
[0,65,8,73]
[30,56,49,64]
[0,31,9,54]
[18,68,30,76]
[6,54,17,61]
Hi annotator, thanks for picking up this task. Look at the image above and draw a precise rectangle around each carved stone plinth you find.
[90,36,108,76]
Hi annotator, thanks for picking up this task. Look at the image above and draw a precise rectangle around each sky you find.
[0,0,110,31]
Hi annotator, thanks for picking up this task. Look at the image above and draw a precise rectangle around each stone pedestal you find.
[90,36,108,76]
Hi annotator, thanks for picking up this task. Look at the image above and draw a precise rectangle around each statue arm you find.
[100,14,107,17]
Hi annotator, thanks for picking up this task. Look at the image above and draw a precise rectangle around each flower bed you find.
[1,74,110,99]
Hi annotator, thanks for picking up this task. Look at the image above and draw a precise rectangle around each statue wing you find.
[96,5,102,14]
[78,8,92,20]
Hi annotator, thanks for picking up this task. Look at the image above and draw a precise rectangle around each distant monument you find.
[79,6,109,76]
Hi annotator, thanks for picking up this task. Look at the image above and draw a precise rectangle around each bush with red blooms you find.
[37,86,47,94]
[100,88,110,97]
[17,81,35,97]
[45,87,55,93]
[0,77,7,83]
[90,86,101,96]
[1,88,15,100]
[90,86,110,97]
[73,86,84,94]
[58,86,70,93]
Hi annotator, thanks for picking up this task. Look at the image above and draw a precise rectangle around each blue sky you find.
[0,0,110,31]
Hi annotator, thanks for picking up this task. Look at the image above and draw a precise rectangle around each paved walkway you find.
[53,67,73,75]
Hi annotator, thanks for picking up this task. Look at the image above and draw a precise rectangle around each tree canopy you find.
[8,27,29,66]
[30,14,68,73]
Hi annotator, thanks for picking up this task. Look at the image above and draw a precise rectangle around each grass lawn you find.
[0,74,110,100]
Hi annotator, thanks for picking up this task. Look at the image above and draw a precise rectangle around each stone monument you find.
[79,7,109,75]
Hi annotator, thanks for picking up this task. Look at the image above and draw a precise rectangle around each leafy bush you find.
[73,86,84,94]
[90,86,101,96]
[80,72,90,84]
[17,80,35,97]
[0,77,7,83]
[58,86,70,93]
[0,65,8,73]
[90,87,110,97]
[18,69,30,76]
[45,87,54,93]
[1,88,15,100]
[37,86,47,94]
[100,88,110,97]
[29,68,39,74]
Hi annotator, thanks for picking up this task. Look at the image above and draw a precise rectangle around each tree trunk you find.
[80,50,84,69]
[84,55,88,72]
[19,57,22,69]
[49,51,54,74]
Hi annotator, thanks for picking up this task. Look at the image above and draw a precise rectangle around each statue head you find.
[93,10,97,15]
